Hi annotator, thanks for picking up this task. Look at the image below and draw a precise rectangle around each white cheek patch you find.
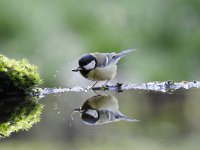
[83,60,96,70]
[85,109,98,118]
[105,56,109,66]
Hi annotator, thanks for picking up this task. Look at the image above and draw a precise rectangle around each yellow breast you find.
[87,64,117,81]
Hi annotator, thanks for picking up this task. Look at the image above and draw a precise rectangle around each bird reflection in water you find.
[73,94,138,125]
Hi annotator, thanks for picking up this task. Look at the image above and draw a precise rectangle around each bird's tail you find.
[114,49,136,59]
[117,111,139,122]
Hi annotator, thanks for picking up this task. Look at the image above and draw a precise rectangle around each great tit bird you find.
[72,49,134,87]
[73,95,138,125]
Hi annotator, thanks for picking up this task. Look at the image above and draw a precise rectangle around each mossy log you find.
[0,54,42,96]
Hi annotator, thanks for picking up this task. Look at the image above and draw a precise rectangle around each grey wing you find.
[92,53,110,68]
[105,52,118,65]
[99,52,119,67]
[93,49,134,68]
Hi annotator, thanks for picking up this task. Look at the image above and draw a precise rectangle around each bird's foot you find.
[116,82,123,86]
[116,82,123,93]
[101,84,109,91]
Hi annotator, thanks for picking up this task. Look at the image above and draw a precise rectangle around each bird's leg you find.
[91,81,102,95]
[101,80,109,91]
[103,80,109,87]
[104,90,109,96]
[91,81,98,88]
[92,90,101,96]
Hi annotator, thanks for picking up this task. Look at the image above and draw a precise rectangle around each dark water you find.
[0,89,200,150]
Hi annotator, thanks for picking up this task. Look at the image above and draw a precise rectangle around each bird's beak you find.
[73,108,83,113]
[72,67,82,72]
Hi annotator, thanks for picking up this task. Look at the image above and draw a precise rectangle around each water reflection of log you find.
[0,96,43,138]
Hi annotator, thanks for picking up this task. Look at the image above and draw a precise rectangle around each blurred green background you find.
[1,0,200,87]
[1,0,200,149]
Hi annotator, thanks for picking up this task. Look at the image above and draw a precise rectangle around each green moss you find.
[0,54,42,95]
[0,96,43,138]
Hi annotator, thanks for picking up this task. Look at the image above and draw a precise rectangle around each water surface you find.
[1,88,200,150]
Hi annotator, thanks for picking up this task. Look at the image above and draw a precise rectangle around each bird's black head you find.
[79,54,97,71]
[76,100,100,125]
